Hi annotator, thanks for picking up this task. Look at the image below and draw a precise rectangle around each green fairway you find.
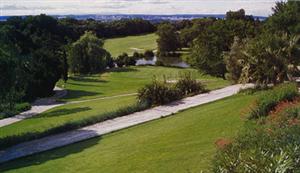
[57,66,230,102]
[104,33,158,57]
[0,94,255,173]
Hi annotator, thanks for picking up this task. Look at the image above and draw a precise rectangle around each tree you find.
[156,23,180,56]
[240,33,300,86]
[0,14,68,99]
[0,46,27,111]
[224,37,247,83]
[144,50,154,59]
[116,53,136,67]
[68,31,110,74]
[266,1,300,35]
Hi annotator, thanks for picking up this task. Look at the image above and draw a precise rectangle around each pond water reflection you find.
[136,56,190,68]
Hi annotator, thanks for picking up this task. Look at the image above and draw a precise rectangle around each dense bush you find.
[115,53,137,67]
[0,102,31,119]
[248,83,298,119]
[175,73,206,95]
[138,74,206,106]
[0,102,149,149]
[138,79,181,106]
[144,50,154,59]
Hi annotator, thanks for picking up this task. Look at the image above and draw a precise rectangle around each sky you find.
[0,0,278,17]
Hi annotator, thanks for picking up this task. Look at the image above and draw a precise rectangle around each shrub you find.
[248,83,298,119]
[144,50,154,59]
[0,102,31,119]
[116,53,136,67]
[138,75,206,106]
[138,79,181,106]
[175,73,206,95]
[213,125,300,173]
[155,60,164,66]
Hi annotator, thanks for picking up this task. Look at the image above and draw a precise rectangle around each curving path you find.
[0,88,137,128]
[0,84,253,164]
[0,87,66,128]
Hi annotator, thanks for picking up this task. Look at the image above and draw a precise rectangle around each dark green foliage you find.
[157,23,180,56]
[0,14,68,101]
[132,51,144,59]
[138,79,181,106]
[116,53,136,67]
[0,103,31,119]
[138,75,206,106]
[0,46,28,113]
[0,102,149,149]
[186,10,261,77]
[144,50,154,59]
[59,18,156,41]
[266,1,300,35]
[68,31,110,74]
[175,73,206,95]
[248,83,298,119]
[155,60,164,66]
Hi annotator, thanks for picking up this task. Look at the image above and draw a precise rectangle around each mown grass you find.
[57,66,230,102]
[0,94,256,173]
[0,66,228,149]
[104,33,158,57]
[0,96,137,149]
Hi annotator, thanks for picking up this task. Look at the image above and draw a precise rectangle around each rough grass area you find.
[57,66,230,102]
[0,94,256,173]
[104,33,158,57]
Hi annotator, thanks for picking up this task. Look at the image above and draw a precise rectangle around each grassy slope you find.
[57,66,230,102]
[104,33,158,57]
[1,94,256,173]
[0,96,136,146]
[0,66,228,148]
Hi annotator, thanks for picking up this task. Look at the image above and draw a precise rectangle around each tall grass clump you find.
[138,79,181,106]
[175,73,207,96]
[248,83,298,119]
[138,73,206,106]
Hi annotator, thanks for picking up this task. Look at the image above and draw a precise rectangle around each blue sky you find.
[0,0,278,16]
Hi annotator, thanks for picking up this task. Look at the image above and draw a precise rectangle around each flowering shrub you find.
[248,83,298,119]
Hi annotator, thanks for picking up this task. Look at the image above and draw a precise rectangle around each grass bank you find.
[0,94,256,172]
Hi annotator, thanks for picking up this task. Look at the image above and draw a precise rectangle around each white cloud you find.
[0,0,278,16]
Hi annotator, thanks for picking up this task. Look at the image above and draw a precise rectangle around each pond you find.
[136,56,190,68]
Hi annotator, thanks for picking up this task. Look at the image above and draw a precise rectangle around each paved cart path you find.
[0,84,253,164]
[0,87,137,128]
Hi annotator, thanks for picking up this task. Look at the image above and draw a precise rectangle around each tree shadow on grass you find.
[69,76,107,83]
[0,131,102,172]
[34,107,91,118]
[63,89,101,100]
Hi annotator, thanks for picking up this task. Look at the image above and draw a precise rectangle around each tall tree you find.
[156,23,180,56]
[68,31,110,74]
